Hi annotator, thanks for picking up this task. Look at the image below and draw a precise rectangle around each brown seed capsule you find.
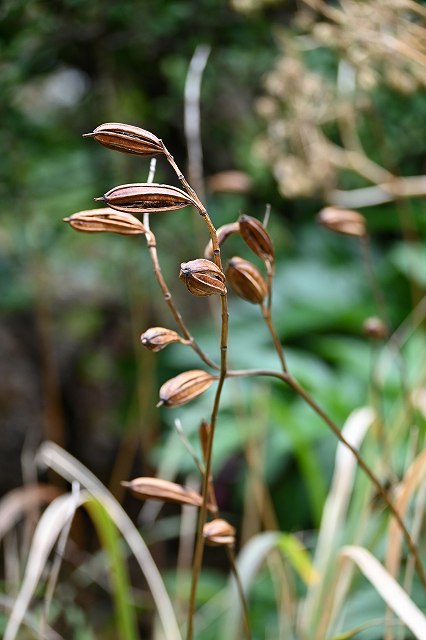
[226,256,268,304]
[362,316,389,340]
[98,183,196,215]
[84,122,164,157]
[157,369,216,407]
[121,477,216,512]
[203,518,236,546]
[239,214,274,262]
[204,222,240,260]
[64,207,146,235]
[317,207,366,237]
[140,327,184,352]
[180,258,226,296]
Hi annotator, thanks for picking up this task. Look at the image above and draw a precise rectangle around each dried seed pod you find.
[121,477,215,512]
[180,258,226,296]
[226,256,268,304]
[98,183,196,214]
[84,122,164,157]
[239,214,274,262]
[64,207,146,235]
[140,327,184,352]
[203,518,236,546]
[317,207,366,237]
[204,222,240,260]
[158,369,216,407]
[363,316,389,340]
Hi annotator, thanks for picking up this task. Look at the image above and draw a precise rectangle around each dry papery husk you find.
[122,477,216,512]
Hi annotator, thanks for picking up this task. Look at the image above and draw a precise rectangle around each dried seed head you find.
[317,207,366,237]
[140,327,184,352]
[158,369,216,407]
[180,258,226,296]
[239,214,274,262]
[207,170,252,194]
[84,122,164,157]
[226,256,268,304]
[204,222,240,260]
[98,183,196,215]
[121,477,215,512]
[363,316,389,340]
[203,518,236,546]
[64,207,146,235]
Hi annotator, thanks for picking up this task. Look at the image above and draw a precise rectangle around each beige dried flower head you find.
[140,327,184,352]
[203,518,236,546]
[239,214,274,263]
[64,208,146,235]
[362,317,389,340]
[226,256,268,305]
[84,122,164,157]
[157,370,216,407]
[317,207,366,237]
[204,222,240,260]
[180,258,226,297]
[98,183,196,215]
[121,477,216,511]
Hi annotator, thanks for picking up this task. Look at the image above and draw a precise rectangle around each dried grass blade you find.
[0,484,62,541]
[341,546,426,640]
[386,448,426,577]
[300,407,374,634]
[4,491,83,640]
[36,441,182,640]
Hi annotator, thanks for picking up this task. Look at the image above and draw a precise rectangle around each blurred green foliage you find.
[1,0,426,637]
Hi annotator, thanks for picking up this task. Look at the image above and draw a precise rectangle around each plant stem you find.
[226,546,252,640]
[142,159,218,370]
[163,146,230,639]
[261,302,288,372]
[226,368,426,592]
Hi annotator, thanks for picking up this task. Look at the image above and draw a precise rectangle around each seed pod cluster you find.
[98,183,196,215]
[317,207,366,237]
[122,477,215,512]
[141,327,184,352]
[203,518,236,546]
[204,222,240,260]
[64,208,146,235]
[239,214,274,262]
[158,369,216,407]
[226,256,268,305]
[180,258,226,297]
[84,122,164,157]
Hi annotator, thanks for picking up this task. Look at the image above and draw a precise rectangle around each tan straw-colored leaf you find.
[342,546,426,640]
[386,448,426,577]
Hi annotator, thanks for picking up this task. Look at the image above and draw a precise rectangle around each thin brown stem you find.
[162,147,230,639]
[226,368,426,592]
[261,303,288,372]
[226,546,252,640]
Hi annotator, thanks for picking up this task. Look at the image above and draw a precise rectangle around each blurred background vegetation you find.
[1,0,426,638]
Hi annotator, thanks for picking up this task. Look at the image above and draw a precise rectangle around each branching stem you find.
[226,367,426,592]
